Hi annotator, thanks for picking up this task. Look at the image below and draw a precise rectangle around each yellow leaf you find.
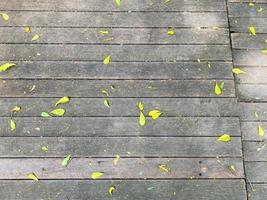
[139,111,146,126]
[91,172,104,179]
[232,68,246,74]
[115,0,122,6]
[50,108,65,116]
[249,2,255,7]
[249,26,256,36]
[41,112,51,117]
[31,34,40,41]
[11,106,21,113]
[10,119,16,131]
[148,110,162,120]
[158,164,171,173]
[214,83,222,95]
[218,134,231,142]
[62,154,72,167]
[41,146,49,152]
[103,99,110,108]
[103,55,111,65]
[27,172,39,181]
[99,30,109,35]
[0,63,16,72]
[138,101,144,111]
[262,50,267,54]
[258,125,264,137]
[228,165,237,175]
[102,90,109,96]
[265,39,267,43]
[258,6,264,12]
[112,154,120,166]
[0,13,9,21]
[167,30,175,35]
[108,186,116,196]
[55,96,70,106]
[255,111,259,119]
[25,26,31,33]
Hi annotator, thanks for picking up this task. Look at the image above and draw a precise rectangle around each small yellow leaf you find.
[41,112,51,117]
[232,68,246,74]
[228,164,237,175]
[167,30,175,35]
[0,63,16,72]
[55,96,70,106]
[41,146,49,152]
[102,90,109,96]
[258,125,264,137]
[62,154,72,167]
[108,186,116,196]
[91,172,104,179]
[99,30,109,35]
[31,34,40,41]
[148,110,162,120]
[255,111,259,119]
[249,2,255,7]
[10,119,16,131]
[27,172,39,181]
[11,106,21,113]
[158,164,171,173]
[214,83,222,95]
[25,26,31,33]
[139,111,146,126]
[262,50,267,54]
[258,6,264,12]
[249,26,256,36]
[103,99,110,108]
[103,55,111,65]
[0,13,9,21]
[50,108,65,116]
[218,134,231,142]
[138,101,144,111]
[115,0,122,6]
[265,39,267,43]
[112,154,120,166]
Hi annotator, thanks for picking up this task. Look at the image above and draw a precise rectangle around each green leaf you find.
[220,81,225,89]
[55,96,70,106]
[50,108,65,116]
[91,172,104,179]
[0,63,16,72]
[41,112,51,117]
[103,55,111,65]
[232,68,246,74]
[103,99,110,108]
[0,13,9,21]
[31,34,40,41]
[218,134,231,142]
[115,0,122,6]
[139,111,146,126]
[10,119,16,131]
[214,83,222,95]
[249,26,256,36]
[62,154,72,167]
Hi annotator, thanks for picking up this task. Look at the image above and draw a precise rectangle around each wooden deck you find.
[0,0,266,199]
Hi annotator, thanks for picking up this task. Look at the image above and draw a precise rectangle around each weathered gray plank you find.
[0,180,247,200]
[237,84,267,102]
[244,142,267,161]
[0,80,235,97]
[0,0,226,11]
[0,137,242,157]
[0,158,244,179]
[235,67,267,84]
[242,121,267,141]
[0,117,241,137]
[0,12,228,28]
[0,27,229,44]
[0,44,232,61]
[228,2,267,17]
[239,103,267,120]
[0,98,239,117]
[233,50,267,66]
[229,0,267,2]
[248,184,267,200]
[0,61,234,80]
[230,17,267,33]
[232,33,267,49]
[245,162,267,183]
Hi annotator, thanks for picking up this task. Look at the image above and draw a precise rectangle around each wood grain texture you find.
[231,33,267,49]
[230,17,267,33]
[237,84,267,102]
[228,2,267,17]
[233,50,267,66]
[235,67,267,84]
[242,121,267,141]
[247,184,267,200]
[244,142,267,161]
[245,162,267,183]
[239,103,267,120]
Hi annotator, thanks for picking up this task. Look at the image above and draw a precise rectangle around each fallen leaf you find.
[258,6,264,12]
[255,111,259,119]
[115,0,122,6]
[262,50,267,54]
[220,81,225,89]
[103,99,110,108]
[0,63,16,72]
[148,110,162,119]
[50,108,65,116]
[139,111,146,126]
[99,30,109,35]
[228,165,237,175]
[0,13,9,21]
[249,2,255,7]
[158,164,171,173]
[167,30,175,35]
[10,119,16,131]
[214,83,222,95]
[27,172,39,181]
[249,26,256,36]
[138,101,144,111]
[258,125,264,137]
[25,26,31,33]
[218,134,231,142]
[232,68,246,74]
[41,112,51,117]
[108,186,116,196]
[62,154,72,167]
[41,146,49,152]
[31,34,40,41]
[91,172,104,179]
[55,96,70,106]
[11,106,21,114]
[112,154,120,166]
[103,55,111,65]
[147,187,154,191]
[102,90,109,96]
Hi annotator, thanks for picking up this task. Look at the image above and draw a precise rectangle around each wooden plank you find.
[228,2,267,17]
[0,61,234,80]
[0,158,244,179]
[235,67,267,84]
[241,121,267,141]
[0,98,239,117]
[239,103,267,120]
[0,80,235,98]
[229,0,267,2]
[233,50,267,66]
[0,137,242,157]
[244,142,267,161]
[0,12,228,28]
[0,0,226,11]
[0,117,241,137]
[230,17,267,33]
[247,184,267,200]
[0,180,247,200]
[232,33,267,49]
[245,162,267,183]
[237,84,267,102]
[0,27,230,44]
[0,44,232,61]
